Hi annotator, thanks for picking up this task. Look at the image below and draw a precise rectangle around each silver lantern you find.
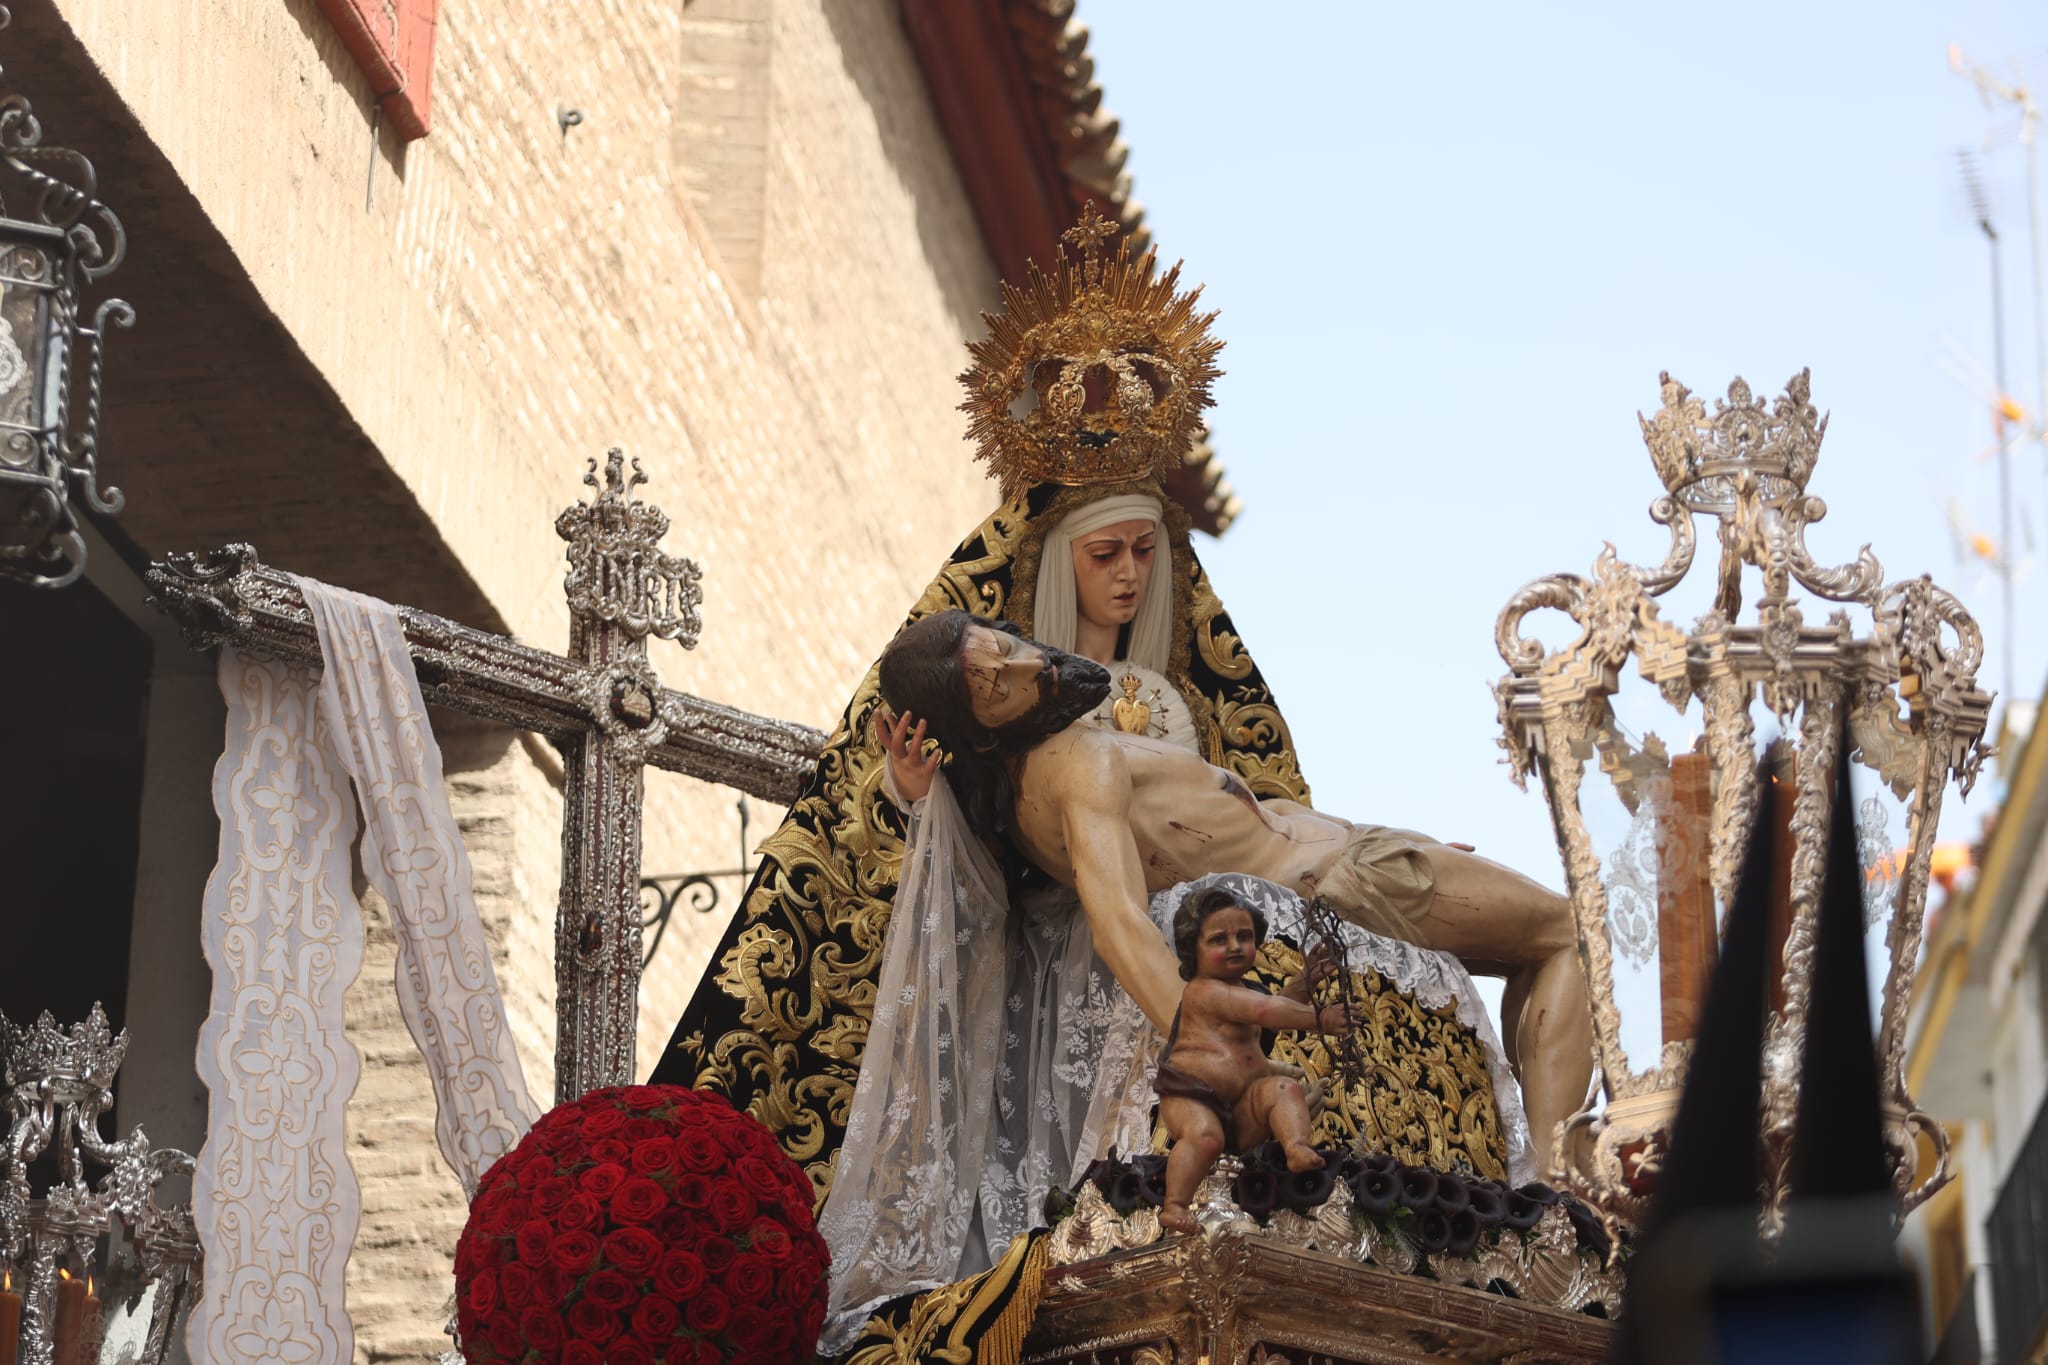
[1493,371,1992,1228]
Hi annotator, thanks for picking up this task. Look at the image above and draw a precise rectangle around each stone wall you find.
[45,0,1004,1355]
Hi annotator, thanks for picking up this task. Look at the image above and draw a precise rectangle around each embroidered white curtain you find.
[191,579,539,1365]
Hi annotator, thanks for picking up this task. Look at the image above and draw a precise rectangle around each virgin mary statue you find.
[650,209,1524,1362]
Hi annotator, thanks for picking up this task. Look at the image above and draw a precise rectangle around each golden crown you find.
[961,204,1223,501]
[1639,369,1827,513]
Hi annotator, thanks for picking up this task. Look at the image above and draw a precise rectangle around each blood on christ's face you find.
[1070,519,1157,631]
[1195,905,1260,981]
[959,624,1052,729]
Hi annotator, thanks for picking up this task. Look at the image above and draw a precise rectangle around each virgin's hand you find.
[876,709,939,805]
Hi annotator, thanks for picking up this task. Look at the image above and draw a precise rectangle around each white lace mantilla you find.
[814,800,1532,1354]
[192,580,540,1365]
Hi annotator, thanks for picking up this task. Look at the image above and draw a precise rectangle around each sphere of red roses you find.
[455,1085,828,1364]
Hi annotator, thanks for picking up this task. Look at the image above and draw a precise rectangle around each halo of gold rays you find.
[961,203,1224,502]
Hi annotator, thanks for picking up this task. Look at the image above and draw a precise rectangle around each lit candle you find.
[77,1277,99,1365]
[51,1270,81,1365]
[0,1268,20,1365]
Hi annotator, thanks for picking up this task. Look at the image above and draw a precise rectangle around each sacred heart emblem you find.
[1111,673,1152,736]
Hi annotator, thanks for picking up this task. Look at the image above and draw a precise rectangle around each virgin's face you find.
[1070,518,1158,630]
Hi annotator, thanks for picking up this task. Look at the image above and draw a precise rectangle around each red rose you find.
[631,1137,678,1174]
[729,1251,775,1303]
[726,1305,772,1350]
[580,1106,626,1139]
[562,1341,604,1365]
[612,1176,670,1224]
[654,1249,706,1300]
[498,1262,534,1309]
[549,1228,600,1275]
[779,1260,825,1311]
[536,1122,577,1156]
[684,1285,731,1335]
[716,1122,754,1157]
[582,1268,637,1312]
[623,1116,662,1142]
[519,1306,565,1353]
[735,1156,782,1203]
[631,1294,681,1342]
[466,1269,498,1315]
[487,1313,524,1359]
[484,1191,529,1235]
[676,1138,722,1175]
[673,1173,713,1209]
[746,1217,792,1263]
[533,1175,574,1217]
[566,1298,620,1344]
[709,1183,756,1233]
[593,1138,631,1165]
[653,1207,693,1243]
[534,1260,571,1304]
[556,1192,601,1231]
[622,1084,670,1111]
[515,1219,554,1267]
[608,1340,654,1365]
[579,1162,628,1201]
[700,1237,737,1274]
[604,1226,663,1277]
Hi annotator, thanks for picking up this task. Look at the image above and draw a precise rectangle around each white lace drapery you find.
[192,579,540,1365]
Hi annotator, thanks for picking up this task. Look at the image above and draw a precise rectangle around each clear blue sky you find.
[1086,1,2048,896]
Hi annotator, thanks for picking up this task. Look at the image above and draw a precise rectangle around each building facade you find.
[1906,697,2048,1364]
[0,1,1225,1357]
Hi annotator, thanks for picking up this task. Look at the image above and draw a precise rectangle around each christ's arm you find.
[1048,738,1187,1035]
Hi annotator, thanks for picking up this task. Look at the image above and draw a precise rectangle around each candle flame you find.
[3,1268,9,1291]
[85,1276,93,1295]
[58,1268,71,1283]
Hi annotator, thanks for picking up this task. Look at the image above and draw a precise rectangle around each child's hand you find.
[1316,1001,1352,1035]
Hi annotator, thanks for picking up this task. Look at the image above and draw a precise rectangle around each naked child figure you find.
[1155,884,1350,1234]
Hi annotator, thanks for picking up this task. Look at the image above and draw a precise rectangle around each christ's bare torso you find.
[1007,724,1352,900]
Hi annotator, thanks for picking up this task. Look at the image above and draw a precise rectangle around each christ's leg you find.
[1411,845,1591,1179]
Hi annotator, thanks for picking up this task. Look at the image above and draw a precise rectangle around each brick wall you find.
[45,0,1004,1355]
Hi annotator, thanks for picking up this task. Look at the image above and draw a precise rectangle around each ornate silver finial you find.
[1640,370,1825,515]
[2,1004,197,1365]
[556,448,704,645]
[3,1002,128,1098]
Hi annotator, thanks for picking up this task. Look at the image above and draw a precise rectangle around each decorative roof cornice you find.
[901,0,1237,534]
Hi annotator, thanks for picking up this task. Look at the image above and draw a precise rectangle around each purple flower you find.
[1445,1207,1482,1258]
[1349,1166,1400,1217]
[1397,1166,1440,1210]
[1414,1207,1453,1254]
[1234,1166,1280,1220]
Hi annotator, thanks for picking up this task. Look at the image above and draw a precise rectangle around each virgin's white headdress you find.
[1030,492,1173,673]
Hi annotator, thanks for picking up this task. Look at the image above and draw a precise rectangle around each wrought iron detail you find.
[0,5,133,589]
[640,796,755,968]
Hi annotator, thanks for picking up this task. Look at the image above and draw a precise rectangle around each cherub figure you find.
[1156,886,1349,1235]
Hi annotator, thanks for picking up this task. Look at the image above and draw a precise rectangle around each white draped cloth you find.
[814,780,1533,1353]
[192,579,540,1365]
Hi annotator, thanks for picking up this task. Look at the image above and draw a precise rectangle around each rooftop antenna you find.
[1951,46,2045,459]
[1957,148,2017,704]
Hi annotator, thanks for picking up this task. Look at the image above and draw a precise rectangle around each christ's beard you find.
[990,648,1112,754]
